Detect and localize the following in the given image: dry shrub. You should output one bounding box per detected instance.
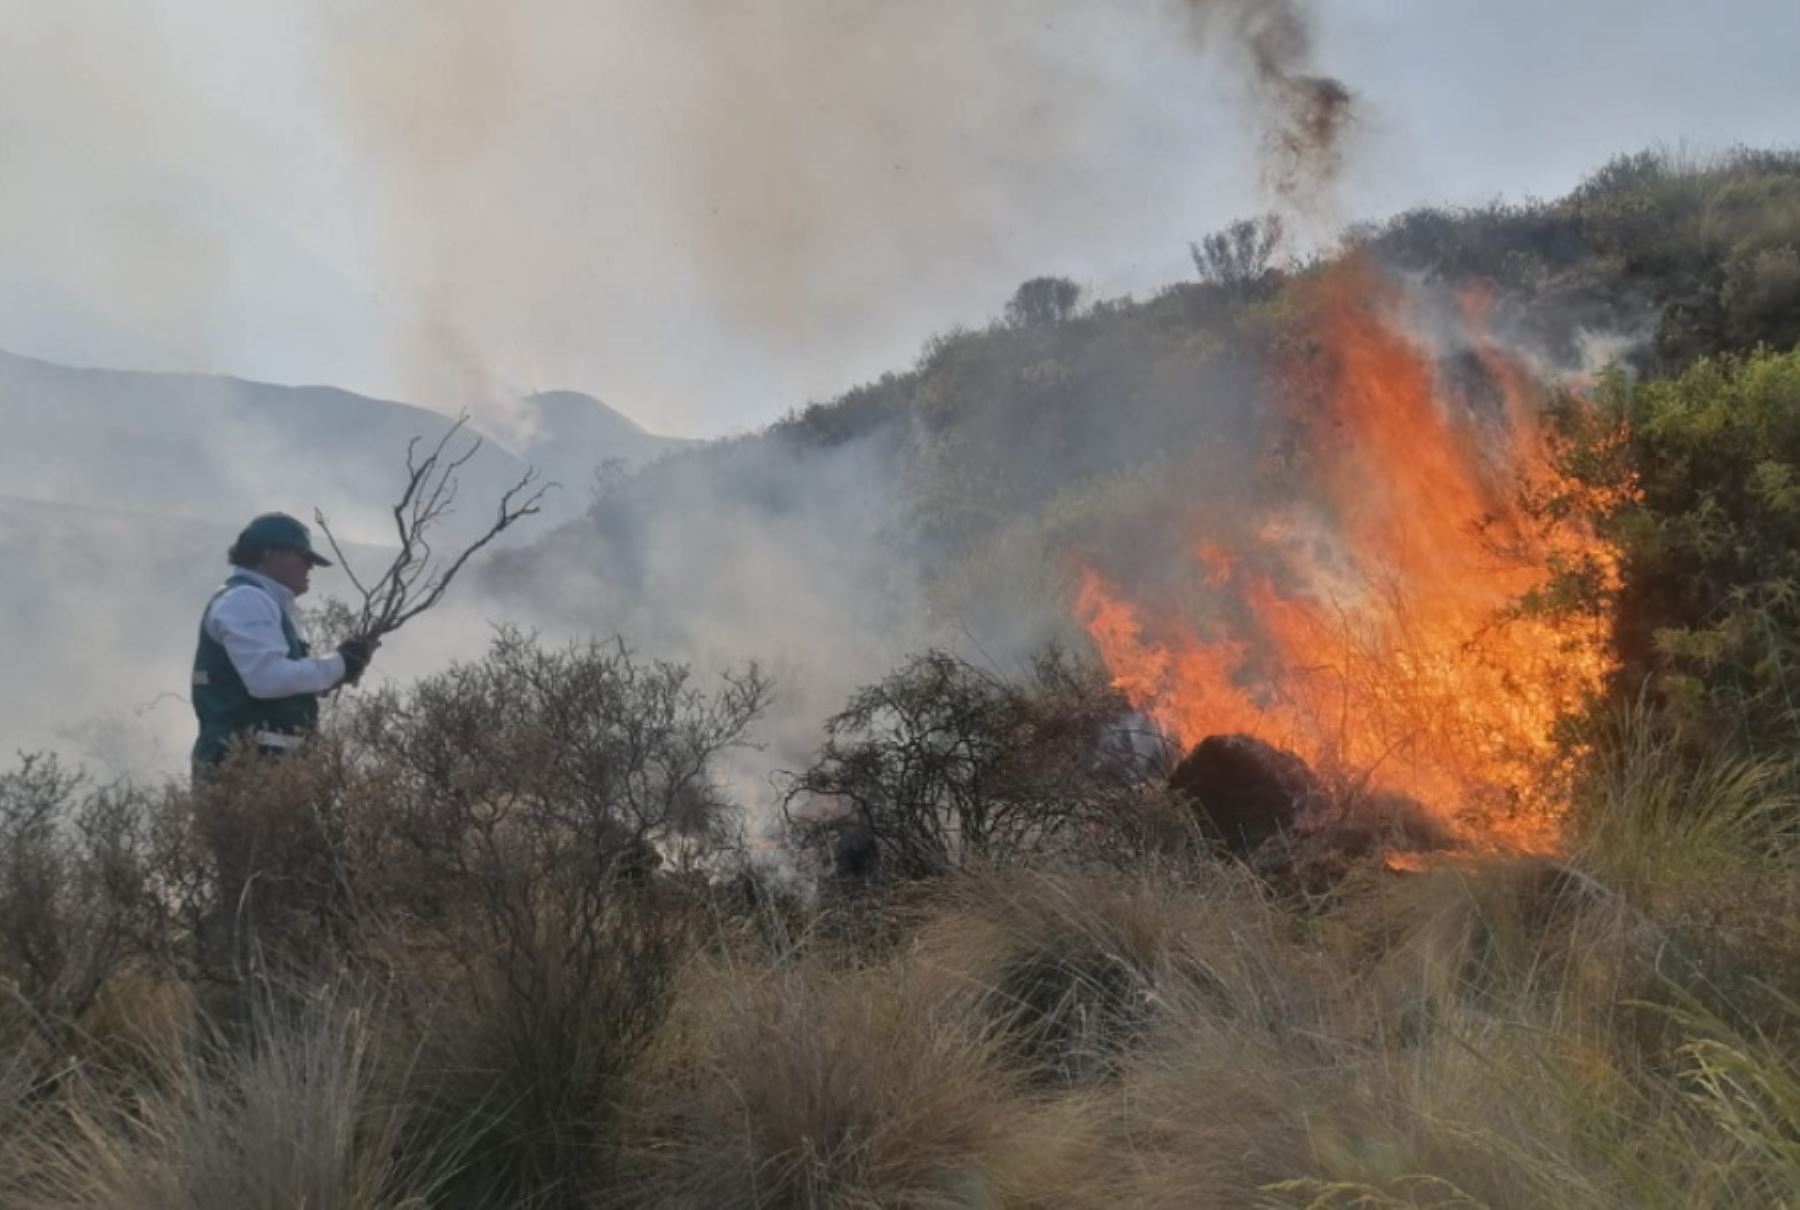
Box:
[310,633,762,1207]
[785,648,1158,884]
[184,740,370,990]
[326,633,760,1207]
[0,755,166,1035]
[388,881,696,1210]
[2,631,762,1208]
[347,628,770,891]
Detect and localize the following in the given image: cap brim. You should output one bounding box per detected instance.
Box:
[304,551,333,568]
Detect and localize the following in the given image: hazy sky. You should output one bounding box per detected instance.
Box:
[1,0,1795,437]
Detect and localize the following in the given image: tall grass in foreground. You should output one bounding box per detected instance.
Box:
[3,712,1797,1206]
[600,712,1800,1207]
[1569,698,1799,897]
[2,984,466,1209]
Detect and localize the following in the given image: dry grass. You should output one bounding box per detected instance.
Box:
[2,982,465,1210]
[616,953,1021,1207]
[906,861,1318,1088]
[5,853,1795,1209]
[4,697,1798,1207]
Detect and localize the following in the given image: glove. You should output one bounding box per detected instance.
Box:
[336,636,376,686]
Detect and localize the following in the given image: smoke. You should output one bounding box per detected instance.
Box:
[15,0,1780,811]
[7,1,1799,435]
[294,0,1344,432]
[0,0,1358,798]
[482,421,933,809]
[1177,0,1354,217]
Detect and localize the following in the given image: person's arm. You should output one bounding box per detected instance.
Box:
[206,587,347,698]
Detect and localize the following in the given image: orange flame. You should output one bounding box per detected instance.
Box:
[1077,260,1615,852]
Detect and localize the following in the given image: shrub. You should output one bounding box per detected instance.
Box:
[1540,347,1800,776]
[1190,215,1284,291]
[0,755,163,1035]
[785,647,1156,882]
[348,628,770,892]
[331,631,763,1205]
[393,881,695,1209]
[1005,276,1083,328]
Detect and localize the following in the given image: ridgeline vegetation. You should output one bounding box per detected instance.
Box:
[5,148,1800,1208]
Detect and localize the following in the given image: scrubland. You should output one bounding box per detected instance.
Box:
[6,149,1800,1207]
[1,653,1796,1209]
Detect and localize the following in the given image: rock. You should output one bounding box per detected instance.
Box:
[1168,734,1323,855]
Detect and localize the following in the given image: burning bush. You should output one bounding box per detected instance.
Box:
[1079,258,1618,855]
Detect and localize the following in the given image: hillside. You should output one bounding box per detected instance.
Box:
[5,148,1800,1208]
[491,148,1800,693]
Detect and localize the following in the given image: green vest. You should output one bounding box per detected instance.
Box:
[191,573,322,769]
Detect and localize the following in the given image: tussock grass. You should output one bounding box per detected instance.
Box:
[3,983,465,1210]
[908,862,1316,1087]
[618,955,1020,1208]
[7,835,1794,1208]
[5,678,1800,1207]
[1570,700,1799,899]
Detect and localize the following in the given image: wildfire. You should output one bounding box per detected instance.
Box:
[1077,259,1616,852]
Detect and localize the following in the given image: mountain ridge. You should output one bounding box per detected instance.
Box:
[0,345,689,540]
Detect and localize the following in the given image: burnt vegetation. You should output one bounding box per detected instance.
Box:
[7,148,1800,1207]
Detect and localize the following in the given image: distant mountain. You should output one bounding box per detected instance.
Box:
[512,389,692,501]
[0,348,688,544]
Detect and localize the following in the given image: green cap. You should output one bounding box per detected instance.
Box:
[238,512,333,567]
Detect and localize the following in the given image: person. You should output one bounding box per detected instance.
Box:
[190,512,377,775]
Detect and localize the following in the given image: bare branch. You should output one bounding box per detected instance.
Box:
[312,414,557,651]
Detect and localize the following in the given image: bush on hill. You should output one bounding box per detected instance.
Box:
[1534,346,1800,784]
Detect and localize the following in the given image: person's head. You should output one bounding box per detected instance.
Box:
[227,512,332,596]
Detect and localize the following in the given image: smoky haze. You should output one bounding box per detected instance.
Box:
[0,0,1365,436]
[309,0,1336,435]
[4,1,1794,432]
[0,0,1346,787]
[2,0,1797,825]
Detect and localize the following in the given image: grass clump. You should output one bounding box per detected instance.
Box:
[4,984,463,1210]
[618,956,1019,1208]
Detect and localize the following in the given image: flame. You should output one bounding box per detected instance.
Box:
[1077,260,1616,852]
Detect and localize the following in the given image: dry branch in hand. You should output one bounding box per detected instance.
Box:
[314,415,553,642]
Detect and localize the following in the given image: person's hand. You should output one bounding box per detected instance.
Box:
[337,635,379,686]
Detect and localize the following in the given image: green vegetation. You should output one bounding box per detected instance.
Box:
[7,148,1800,1206]
[1543,348,1800,769]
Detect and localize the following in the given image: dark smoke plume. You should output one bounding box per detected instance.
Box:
[1182,0,1354,213]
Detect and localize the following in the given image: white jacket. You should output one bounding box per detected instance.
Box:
[203,569,346,698]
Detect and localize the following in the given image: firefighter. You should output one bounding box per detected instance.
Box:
[190,512,376,775]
